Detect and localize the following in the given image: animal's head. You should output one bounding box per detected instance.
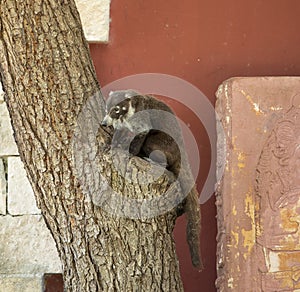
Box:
[102,90,140,130]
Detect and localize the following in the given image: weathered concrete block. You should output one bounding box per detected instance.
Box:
[7,157,40,215]
[0,215,61,274]
[0,275,43,292]
[0,103,18,156]
[0,158,6,215]
[75,0,110,42]
[215,77,300,291]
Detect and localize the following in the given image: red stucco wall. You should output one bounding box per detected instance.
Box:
[89,1,300,291]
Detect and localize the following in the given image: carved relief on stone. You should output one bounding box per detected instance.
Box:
[256,96,300,291]
[216,78,300,292]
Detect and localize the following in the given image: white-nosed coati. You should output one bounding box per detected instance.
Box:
[101,90,202,269]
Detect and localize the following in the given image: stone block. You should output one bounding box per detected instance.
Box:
[215,77,300,291]
[0,103,18,156]
[0,215,61,274]
[7,157,40,215]
[0,158,6,215]
[0,275,43,292]
[75,0,110,42]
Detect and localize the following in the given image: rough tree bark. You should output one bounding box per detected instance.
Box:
[0,1,184,291]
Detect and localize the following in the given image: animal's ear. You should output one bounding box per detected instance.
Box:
[131,95,145,112]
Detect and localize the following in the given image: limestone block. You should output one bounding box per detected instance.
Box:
[0,103,18,156]
[0,275,43,292]
[75,0,110,42]
[215,77,300,291]
[7,157,40,215]
[0,159,6,215]
[0,215,61,274]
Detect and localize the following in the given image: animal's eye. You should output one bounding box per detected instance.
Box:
[122,106,127,111]
[114,106,120,114]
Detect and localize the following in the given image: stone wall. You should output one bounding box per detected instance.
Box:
[0,1,110,291]
[216,77,300,291]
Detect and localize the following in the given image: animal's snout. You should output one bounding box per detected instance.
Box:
[101,115,112,127]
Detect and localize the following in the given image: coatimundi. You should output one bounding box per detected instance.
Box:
[101,90,202,269]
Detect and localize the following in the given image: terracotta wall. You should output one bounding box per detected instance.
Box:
[89,1,300,291]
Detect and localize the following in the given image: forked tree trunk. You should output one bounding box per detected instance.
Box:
[0,1,184,291]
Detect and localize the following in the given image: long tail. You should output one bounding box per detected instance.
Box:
[185,185,203,270]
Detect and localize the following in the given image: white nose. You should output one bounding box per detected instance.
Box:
[101,115,112,126]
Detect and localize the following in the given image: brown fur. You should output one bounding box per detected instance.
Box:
[103,91,203,269]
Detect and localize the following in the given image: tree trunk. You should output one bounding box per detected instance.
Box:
[0,1,183,291]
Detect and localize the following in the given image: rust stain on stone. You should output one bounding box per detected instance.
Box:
[242,192,255,257]
[227,277,235,289]
[270,105,283,111]
[244,192,255,222]
[240,89,264,115]
[280,207,299,239]
[232,205,237,216]
[231,230,239,249]
[237,152,246,169]
[241,228,254,259]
